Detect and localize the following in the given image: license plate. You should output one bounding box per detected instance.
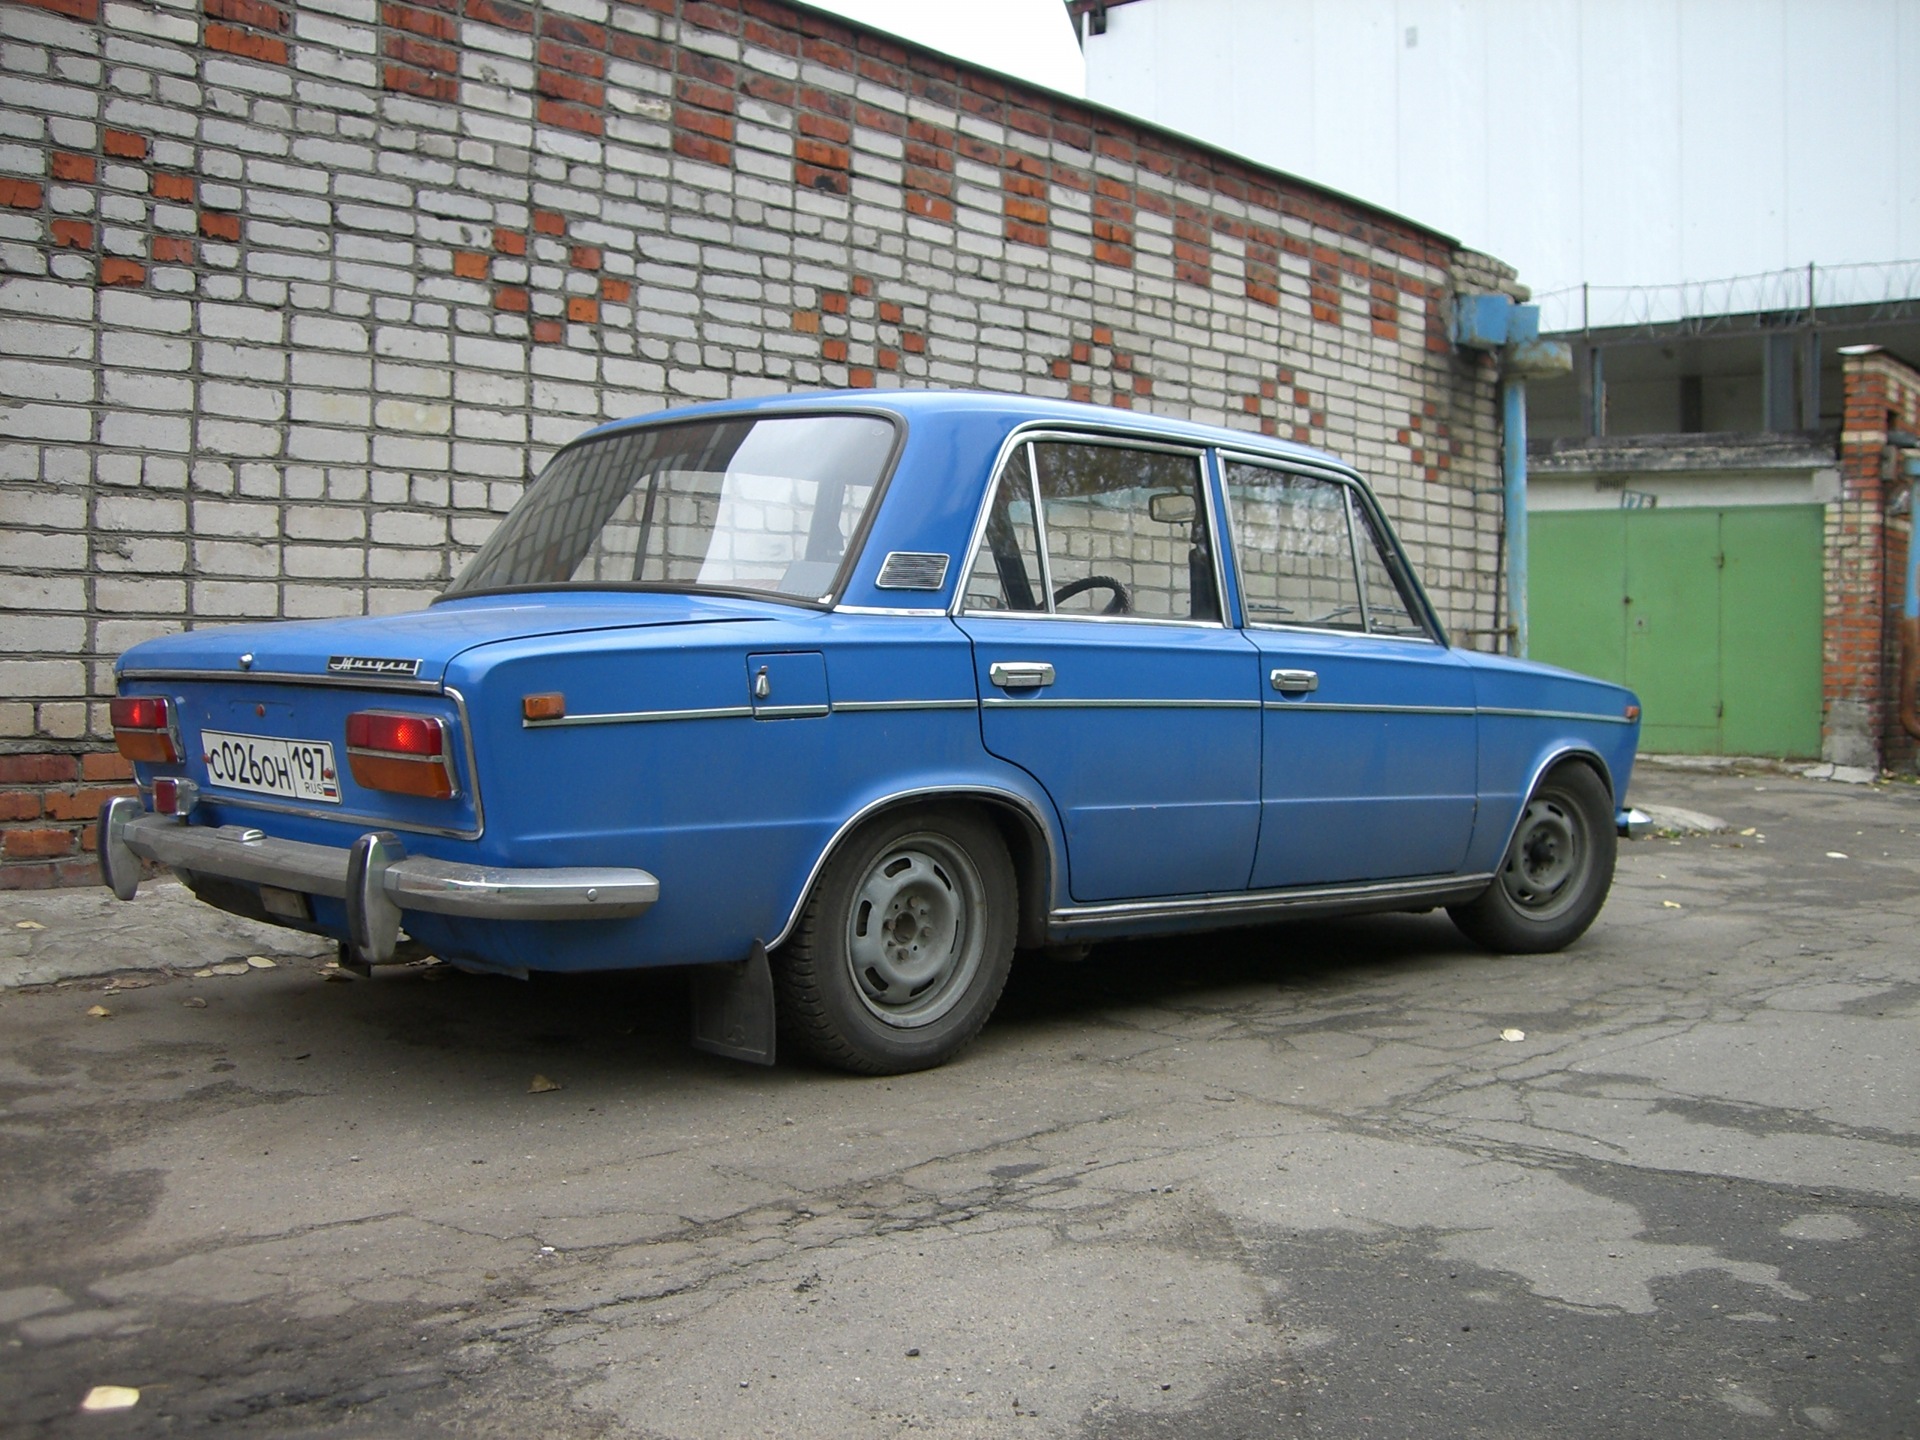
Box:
[202,730,341,804]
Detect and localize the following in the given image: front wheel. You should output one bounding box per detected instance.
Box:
[776,808,1016,1074]
[1448,762,1616,954]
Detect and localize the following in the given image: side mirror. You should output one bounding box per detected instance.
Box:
[1148,490,1196,525]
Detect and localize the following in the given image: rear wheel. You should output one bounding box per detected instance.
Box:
[1449,762,1615,953]
[776,808,1016,1074]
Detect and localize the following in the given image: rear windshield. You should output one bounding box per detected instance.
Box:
[444,413,898,602]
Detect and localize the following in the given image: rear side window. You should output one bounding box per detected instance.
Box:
[445,414,896,602]
[962,437,1221,623]
[1224,461,1427,638]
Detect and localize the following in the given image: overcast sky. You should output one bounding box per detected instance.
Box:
[798,0,1087,96]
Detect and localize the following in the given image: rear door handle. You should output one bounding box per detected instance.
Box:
[989,661,1055,690]
[1270,668,1319,694]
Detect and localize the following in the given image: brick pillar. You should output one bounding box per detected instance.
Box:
[1828,351,1920,772]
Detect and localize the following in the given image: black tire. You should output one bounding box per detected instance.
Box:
[1448,762,1616,954]
[776,808,1016,1074]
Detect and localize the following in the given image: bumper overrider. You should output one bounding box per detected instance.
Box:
[99,796,660,964]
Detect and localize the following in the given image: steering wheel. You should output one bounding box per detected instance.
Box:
[1053,574,1131,615]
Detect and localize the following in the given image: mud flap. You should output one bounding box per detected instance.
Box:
[690,941,776,1066]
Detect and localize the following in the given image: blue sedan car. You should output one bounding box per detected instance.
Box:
[102,390,1639,1073]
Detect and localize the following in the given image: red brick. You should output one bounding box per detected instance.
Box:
[877,348,898,370]
[0,794,42,822]
[3,828,76,860]
[538,68,604,106]
[152,236,193,264]
[822,338,848,362]
[0,179,44,210]
[904,193,951,222]
[42,787,132,822]
[678,50,736,86]
[385,2,457,41]
[452,250,489,278]
[13,0,100,17]
[382,64,457,101]
[851,275,872,296]
[684,1,741,36]
[600,277,630,303]
[51,152,95,184]
[569,245,600,270]
[540,14,606,49]
[151,172,194,202]
[101,258,145,286]
[207,0,288,29]
[199,211,241,242]
[81,753,135,782]
[539,99,603,135]
[821,291,847,315]
[532,318,564,344]
[901,332,925,354]
[678,134,732,167]
[539,39,605,79]
[848,367,875,388]
[532,209,564,235]
[465,0,532,32]
[493,286,529,312]
[493,226,526,255]
[566,296,598,324]
[206,24,289,64]
[878,301,902,323]
[50,219,92,249]
[792,310,820,334]
[388,35,458,73]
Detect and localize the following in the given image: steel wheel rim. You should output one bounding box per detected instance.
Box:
[1500,793,1587,918]
[845,833,986,1029]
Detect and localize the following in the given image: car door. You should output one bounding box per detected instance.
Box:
[1220,456,1479,888]
[955,433,1262,903]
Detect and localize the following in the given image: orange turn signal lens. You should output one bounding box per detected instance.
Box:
[522,692,566,721]
[345,710,455,798]
[1625,704,1641,721]
[111,695,179,764]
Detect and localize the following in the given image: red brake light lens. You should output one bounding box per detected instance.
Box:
[345,711,454,799]
[111,695,179,764]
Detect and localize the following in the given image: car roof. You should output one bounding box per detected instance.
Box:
[573,387,1360,478]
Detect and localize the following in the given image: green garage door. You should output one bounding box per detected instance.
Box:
[1530,505,1824,758]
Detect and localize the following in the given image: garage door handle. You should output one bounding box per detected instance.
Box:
[989,661,1055,690]
[1270,668,1319,694]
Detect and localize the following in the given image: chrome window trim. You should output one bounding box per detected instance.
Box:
[1242,621,1441,646]
[831,604,950,616]
[768,784,1062,949]
[950,424,1230,628]
[1048,871,1495,931]
[1215,449,1442,644]
[958,609,1232,631]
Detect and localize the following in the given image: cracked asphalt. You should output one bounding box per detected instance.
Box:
[1,761,1915,1438]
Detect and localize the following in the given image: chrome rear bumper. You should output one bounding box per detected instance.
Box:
[100,797,659,963]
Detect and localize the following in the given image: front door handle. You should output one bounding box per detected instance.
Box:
[1270,668,1319,695]
[989,661,1055,690]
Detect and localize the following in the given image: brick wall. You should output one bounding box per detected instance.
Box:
[1829,350,1920,772]
[0,0,1513,886]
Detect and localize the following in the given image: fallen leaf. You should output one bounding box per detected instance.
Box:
[210,962,251,977]
[1825,852,1849,860]
[1740,827,1757,837]
[86,1005,111,1019]
[15,920,45,930]
[1662,900,1684,909]
[322,970,355,983]
[1499,1027,1525,1043]
[246,955,277,969]
[193,969,213,979]
[80,1386,139,1412]
[183,997,207,1009]
[529,1074,562,1094]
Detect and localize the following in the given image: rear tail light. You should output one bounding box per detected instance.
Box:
[111,695,180,764]
[345,711,456,798]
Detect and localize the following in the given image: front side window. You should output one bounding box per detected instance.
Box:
[1224,461,1427,638]
[445,414,896,602]
[961,437,1220,622]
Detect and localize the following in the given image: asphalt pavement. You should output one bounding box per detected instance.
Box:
[1,759,1915,1439]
